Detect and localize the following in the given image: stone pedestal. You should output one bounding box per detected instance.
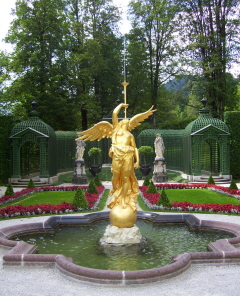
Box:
[100,224,145,245]
[72,159,88,184]
[152,157,168,183]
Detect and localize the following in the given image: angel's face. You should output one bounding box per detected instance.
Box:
[121,119,130,130]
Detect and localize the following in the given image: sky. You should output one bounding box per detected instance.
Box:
[0,0,131,52]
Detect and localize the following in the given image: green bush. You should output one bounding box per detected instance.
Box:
[94,174,102,186]
[88,147,101,165]
[5,183,14,196]
[229,179,238,191]
[146,180,157,193]
[143,176,150,186]
[207,175,215,185]
[138,146,154,165]
[224,111,240,179]
[157,189,172,208]
[27,179,35,188]
[72,187,88,209]
[87,179,98,193]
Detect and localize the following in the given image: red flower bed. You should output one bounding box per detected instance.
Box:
[0,186,104,218]
[139,184,240,214]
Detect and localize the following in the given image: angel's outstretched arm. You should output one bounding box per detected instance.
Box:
[112,103,128,128]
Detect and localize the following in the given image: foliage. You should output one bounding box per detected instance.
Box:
[88,147,101,165]
[87,179,98,194]
[229,179,238,191]
[138,146,154,165]
[224,111,240,179]
[157,190,172,208]
[72,187,88,210]
[176,0,240,120]
[27,179,35,189]
[207,175,215,185]
[0,116,15,184]
[94,174,102,186]
[142,176,150,186]
[146,180,157,193]
[128,0,182,128]
[4,183,14,196]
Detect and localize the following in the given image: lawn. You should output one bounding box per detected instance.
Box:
[162,189,240,205]
[10,191,76,207]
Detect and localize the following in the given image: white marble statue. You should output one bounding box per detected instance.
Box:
[154,133,165,159]
[75,140,86,160]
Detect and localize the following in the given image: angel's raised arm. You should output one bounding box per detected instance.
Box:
[76,121,113,142]
[112,103,128,128]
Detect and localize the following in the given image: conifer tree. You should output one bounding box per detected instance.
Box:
[72,187,88,210]
[146,180,157,193]
[157,190,172,208]
[207,175,215,185]
[87,179,98,194]
[27,179,35,188]
[229,179,238,191]
[143,176,150,186]
[5,183,14,196]
[94,174,102,186]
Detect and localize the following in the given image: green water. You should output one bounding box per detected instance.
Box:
[14,221,233,271]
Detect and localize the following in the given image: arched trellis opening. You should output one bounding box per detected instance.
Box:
[200,139,220,175]
[20,141,40,177]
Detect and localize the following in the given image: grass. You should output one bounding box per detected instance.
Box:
[162,189,240,205]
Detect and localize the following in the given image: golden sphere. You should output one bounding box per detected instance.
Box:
[109,205,136,228]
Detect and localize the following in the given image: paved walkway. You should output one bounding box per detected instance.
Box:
[1,182,240,295]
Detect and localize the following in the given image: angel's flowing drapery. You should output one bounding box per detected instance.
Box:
[107,144,139,212]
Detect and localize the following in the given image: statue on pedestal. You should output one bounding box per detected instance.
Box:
[72,140,87,184]
[152,133,168,183]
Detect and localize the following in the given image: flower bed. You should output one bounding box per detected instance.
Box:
[139,184,240,214]
[0,186,104,219]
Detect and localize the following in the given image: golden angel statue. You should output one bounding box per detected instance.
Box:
[76,103,155,228]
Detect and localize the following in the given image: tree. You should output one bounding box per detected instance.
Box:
[4,0,79,130]
[128,0,182,128]
[176,0,240,119]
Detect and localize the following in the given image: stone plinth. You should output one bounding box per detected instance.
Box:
[152,157,168,183]
[72,159,87,184]
[100,224,145,245]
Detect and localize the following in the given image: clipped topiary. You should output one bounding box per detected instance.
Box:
[229,179,238,191]
[157,189,172,208]
[146,180,157,193]
[87,179,98,193]
[207,175,215,185]
[143,176,150,186]
[27,179,35,188]
[5,183,14,196]
[72,187,88,210]
[94,174,102,186]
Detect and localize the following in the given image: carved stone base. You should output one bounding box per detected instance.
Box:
[72,160,87,184]
[152,174,168,183]
[152,157,168,183]
[99,224,145,245]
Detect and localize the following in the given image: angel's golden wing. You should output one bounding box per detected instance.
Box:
[129,106,156,131]
[76,121,113,141]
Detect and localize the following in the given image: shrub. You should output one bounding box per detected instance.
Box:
[146,180,157,193]
[157,189,172,208]
[94,174,102,186]
[138,146,154,165]
[27,179,35,188]
[229,179,238,191]
[4,183,14,196]
[88,147,101,165]
[72,187,88,209]
[143,176,150,186]
[207,175,215,185]
[87,179,98,193]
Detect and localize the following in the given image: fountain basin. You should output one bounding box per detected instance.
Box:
[1,211,240,284]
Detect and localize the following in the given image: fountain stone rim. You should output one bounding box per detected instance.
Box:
[1,211,240,285]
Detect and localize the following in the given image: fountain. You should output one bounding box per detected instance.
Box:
[1,212,240,284]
